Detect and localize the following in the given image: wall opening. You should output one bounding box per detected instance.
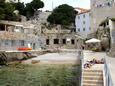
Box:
[0,24,5,31]
[46,39,49,45]
[71,39,75,44]
[54,39,59,44]
[21,40,24,46]
[62,39,66,44]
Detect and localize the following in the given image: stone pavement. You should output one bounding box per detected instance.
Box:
[83,50,105,63]
[22,52,80,64]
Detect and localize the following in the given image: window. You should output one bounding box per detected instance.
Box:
[62,39,66,44]
[83,14,85,18]
[104,23,106,27]
[0,24,5,31]
[11,40,15,46]
[21,40,24,46]
[46,39,49,45]
[99,4,102,7]
[107,2,111,6]
[5,40,9,45]
[83,21,85,24]
[78,16,80,19]
[71,39,75,44]
[83,28,85,31]
[54,39,59,44]
[78,28,80,32]
[33,43,35,49]
[107,21,109,25]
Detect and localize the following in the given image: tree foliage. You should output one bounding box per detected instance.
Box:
[12,2,25,16]
[0,0,44,21]
[47,4,78,25]
[13,0,44,19]
[25,0,44,19]
[0,1,20,21]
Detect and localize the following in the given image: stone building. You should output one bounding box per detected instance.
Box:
[30,11,51,36]
[75,9,91,39]
[29,11,84,49]
[0,20,40,51]
[97,19,110,51]
[98,18,115,56]
[41,25,84,49]
[90,0,115,37]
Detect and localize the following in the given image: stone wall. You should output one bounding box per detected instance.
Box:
[90,0,115,34]
[43,33,83,49]
[97,27,110,51]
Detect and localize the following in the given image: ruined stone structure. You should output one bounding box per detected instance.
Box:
[90,0,115,37]
[41,25,84,49]
[29,11,84,49]
[0,20,40,51]
[98,18,115,56]
[97,20,110,51]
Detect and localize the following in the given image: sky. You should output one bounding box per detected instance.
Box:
[20,0,90,11]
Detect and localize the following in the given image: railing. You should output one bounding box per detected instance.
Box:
[103,58,113,86]
[77,50,84,86]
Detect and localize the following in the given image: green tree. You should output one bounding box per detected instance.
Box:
[0,0,5,3]
[12,2,25,16]
[0,7,5,20]
[0,0,44,21]
[47,4,78,26]
[4,3,16,21]
[25,0,44,19]
[0,0,6,20]
[0,0,21,21]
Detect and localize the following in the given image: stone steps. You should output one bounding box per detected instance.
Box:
[83,69,103,76]
[83,80,103,84]
[83,83,103,86]
[84,69,102,72]
[82,69,103,86]
[83,72,102,76]
[83,76,103,80]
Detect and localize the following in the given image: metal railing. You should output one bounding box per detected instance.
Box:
[103,58,113,86]
[77,50,84,86]
[79,51,113,86]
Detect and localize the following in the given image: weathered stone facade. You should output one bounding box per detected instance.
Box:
[0,20,40,51]
[97,18,115,56]
[30,11,84,49]
[90,0,115,36]
[41,25,84,49]
[97,27,110,51]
